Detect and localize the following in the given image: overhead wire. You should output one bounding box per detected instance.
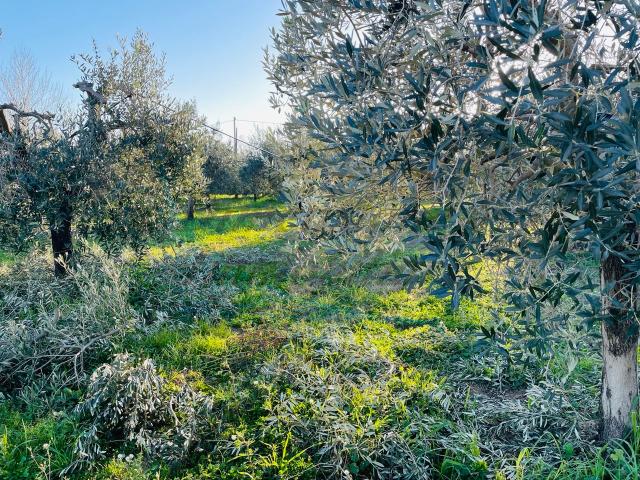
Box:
[220,119,284,126]
[126,92,286,160]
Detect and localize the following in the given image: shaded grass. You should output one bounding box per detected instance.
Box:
[200,195,281,214]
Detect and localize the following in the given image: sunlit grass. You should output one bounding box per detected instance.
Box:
[150,218,290,257]
[150,196,291,256]
[0,196,285,264]
[177,196,281,220]
[178,208,280,219]
[0,250,13,264]
[178,322,233,357]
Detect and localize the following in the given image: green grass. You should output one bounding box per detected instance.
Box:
[200,195,281,213]
[0,402,78,479]
[0,195,635,480]
[151,196,289,256]
[0,196,283,265]
[172,216,289,252]
[0,250,13,265]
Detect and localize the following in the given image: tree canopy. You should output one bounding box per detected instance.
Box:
[203,136,243,196]
[0,32,200,272]
[268,0,640,439]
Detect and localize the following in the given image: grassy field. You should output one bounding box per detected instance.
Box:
[0,197,638,479]
[152,196,288,255]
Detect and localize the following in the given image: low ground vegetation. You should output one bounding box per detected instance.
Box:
[0,197,639,479]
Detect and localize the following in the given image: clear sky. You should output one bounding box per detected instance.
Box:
[0,0,285,140]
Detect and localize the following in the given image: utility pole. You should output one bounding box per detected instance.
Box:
[233,116,238,159]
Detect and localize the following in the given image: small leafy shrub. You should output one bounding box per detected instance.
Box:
[176,433,316,480]
[225,327,289,372]
[0,245,138,389]
[130,250,237,322]
[261,327,451,480]
[462,379,598,473]
[66,353,218,474]
[92,455,163,480]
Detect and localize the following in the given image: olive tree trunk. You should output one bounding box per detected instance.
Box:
[50,200,73,277]
[600,255,639,441]
[186,196,195,220]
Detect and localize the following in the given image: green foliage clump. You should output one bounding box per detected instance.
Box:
[261,326,450,479]
[0,245,137,389]
[240,154,278,200]
[203,140,243,197]
[66,354,218,475]
[92,456,158,480]
[129,250,238,322]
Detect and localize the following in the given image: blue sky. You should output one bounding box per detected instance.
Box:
[0,0,285,139]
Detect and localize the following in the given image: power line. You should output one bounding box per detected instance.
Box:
[206,121,280,159]
[67,88,288,160]
[133,94,284,160]
[220,118,285,126]
[238,119,285,125]
[234,116,237,158]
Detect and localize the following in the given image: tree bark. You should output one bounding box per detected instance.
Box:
[186,196,195,220]
[253,193,258,202]
[600,255,639,441]
[50,200,73,277]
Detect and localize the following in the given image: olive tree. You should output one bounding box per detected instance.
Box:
[240,153,274,201]
[239,129,285,201]
[177,149,208,221]
[173,118,209,220]
[203,136,243,197]
[240,152,275,201]
[0,32,198,275]
[268,0,640,439]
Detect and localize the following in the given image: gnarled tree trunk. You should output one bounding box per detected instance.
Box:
[600,255,639,440]
[51,199,73,277]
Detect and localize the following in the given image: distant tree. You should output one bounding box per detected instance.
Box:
[269,0,640,440]
[0,49,68,113]
[239,128,285,201]
[0,32,198,275]
[240,154,272,201]
[203,137,242,197]
[173,118,209,220]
